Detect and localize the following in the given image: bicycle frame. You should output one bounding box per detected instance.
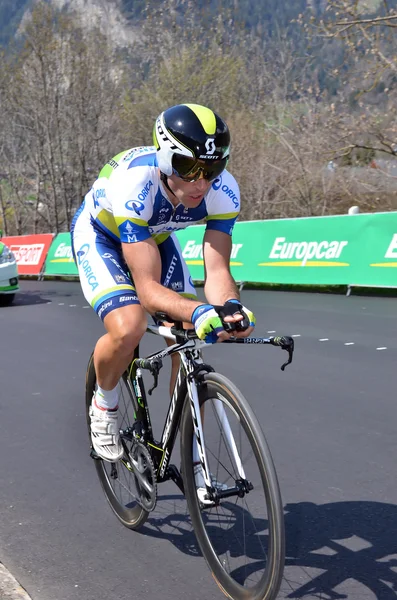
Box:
[124,323,294,497]
[126,326,212,490]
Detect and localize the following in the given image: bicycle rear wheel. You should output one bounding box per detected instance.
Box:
[180,372,285,600]
[85,351,149,529]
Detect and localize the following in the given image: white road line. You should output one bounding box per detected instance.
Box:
[58,303,64,306]
[69,304,77,307]
[83,305,90,309]
[376,347,387,351]
[344,342,355,346]
[319,338,329,342]
[267,330,276,333]
[292,334,301,338]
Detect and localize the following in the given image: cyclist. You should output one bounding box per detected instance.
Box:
[71,103,256,468]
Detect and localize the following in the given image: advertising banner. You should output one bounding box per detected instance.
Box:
[5,210,396,287]
[44,233,78,276]
[1,234,54,275]
[176,212,397,286]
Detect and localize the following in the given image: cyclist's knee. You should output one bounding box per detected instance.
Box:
[105,306,147,355]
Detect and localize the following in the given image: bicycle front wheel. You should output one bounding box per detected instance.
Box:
[85,352,149,530]
[180,372,285,600]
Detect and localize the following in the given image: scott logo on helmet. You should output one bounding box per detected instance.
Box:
[156,117,179,151]
[205,138,216,154]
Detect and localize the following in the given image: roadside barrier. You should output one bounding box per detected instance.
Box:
[43,232,78,276]
[3,211,397,289]
[176,211,397,288]
[1,234,54,276]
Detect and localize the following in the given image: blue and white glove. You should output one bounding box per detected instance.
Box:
[221,299,256,331]
[191,304,224,344]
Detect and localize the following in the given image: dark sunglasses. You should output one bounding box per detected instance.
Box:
[172,154,228,182]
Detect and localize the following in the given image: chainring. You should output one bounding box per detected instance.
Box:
[128,440,157,512]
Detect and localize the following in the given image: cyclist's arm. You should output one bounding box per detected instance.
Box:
[122,239,201,320]
[203,229,254,338]
[202,229,240,305]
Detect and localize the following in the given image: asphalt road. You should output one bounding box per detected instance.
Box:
[1,280,396,600]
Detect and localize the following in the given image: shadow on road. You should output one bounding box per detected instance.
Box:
[138,495,397,598]
[284,500,397,599]
[3,287,79,306]
[6,291,52,306]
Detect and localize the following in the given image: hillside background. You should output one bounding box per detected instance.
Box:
[0,0,396,235]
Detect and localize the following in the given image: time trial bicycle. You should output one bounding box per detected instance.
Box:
[85,313,295,600]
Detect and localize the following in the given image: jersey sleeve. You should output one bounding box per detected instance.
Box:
[110,166,156,243]
[204,171,240,236]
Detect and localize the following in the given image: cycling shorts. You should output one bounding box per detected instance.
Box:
[71,207,196,321]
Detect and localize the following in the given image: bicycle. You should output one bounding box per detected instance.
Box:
[85,312,295,600]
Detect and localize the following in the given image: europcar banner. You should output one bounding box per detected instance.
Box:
[176,212,397,287]
[1,233,54,275]
[44,233,78,275]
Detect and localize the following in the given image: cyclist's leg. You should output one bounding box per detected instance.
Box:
[158,233,197,394]
[72,213,147,460]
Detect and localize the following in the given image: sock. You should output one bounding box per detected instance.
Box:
[94,385,119,411]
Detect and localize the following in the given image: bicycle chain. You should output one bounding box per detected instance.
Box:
[128,440,157,512]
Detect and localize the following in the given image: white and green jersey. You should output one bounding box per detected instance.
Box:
[76,145,240,245]
[70,146,240,321]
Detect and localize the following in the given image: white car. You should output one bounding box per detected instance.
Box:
[0,237,19,305]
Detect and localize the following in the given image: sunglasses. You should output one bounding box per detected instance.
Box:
[172,154,228,182]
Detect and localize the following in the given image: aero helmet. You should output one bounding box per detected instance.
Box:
[153,103,230,182]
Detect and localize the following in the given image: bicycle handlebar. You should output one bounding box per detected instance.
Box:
[148,318,295,372]
[222,335,294,371]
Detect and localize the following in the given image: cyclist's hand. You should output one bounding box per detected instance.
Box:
[218,299,256,339]
[191,304,224,344]
[191,302,256,343]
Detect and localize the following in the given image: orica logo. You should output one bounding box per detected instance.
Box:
[76,243,90,265]
[76,243,98,291]
[137,180,153,201]
[221,184,239,209]
[125,200,145,215]
[93,188,106,209]
[212,175,222,191]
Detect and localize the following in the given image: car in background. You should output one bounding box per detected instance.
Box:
[0,233,19,305]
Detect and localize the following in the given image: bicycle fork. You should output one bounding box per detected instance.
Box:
[184,361,249,502]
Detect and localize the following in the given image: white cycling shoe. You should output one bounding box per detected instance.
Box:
[194,463,228,506]
[89,398,124,462]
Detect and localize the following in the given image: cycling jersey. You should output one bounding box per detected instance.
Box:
[71,145,240,320]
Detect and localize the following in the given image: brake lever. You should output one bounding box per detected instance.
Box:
[270,336,295,371]
[147,358,163,395]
